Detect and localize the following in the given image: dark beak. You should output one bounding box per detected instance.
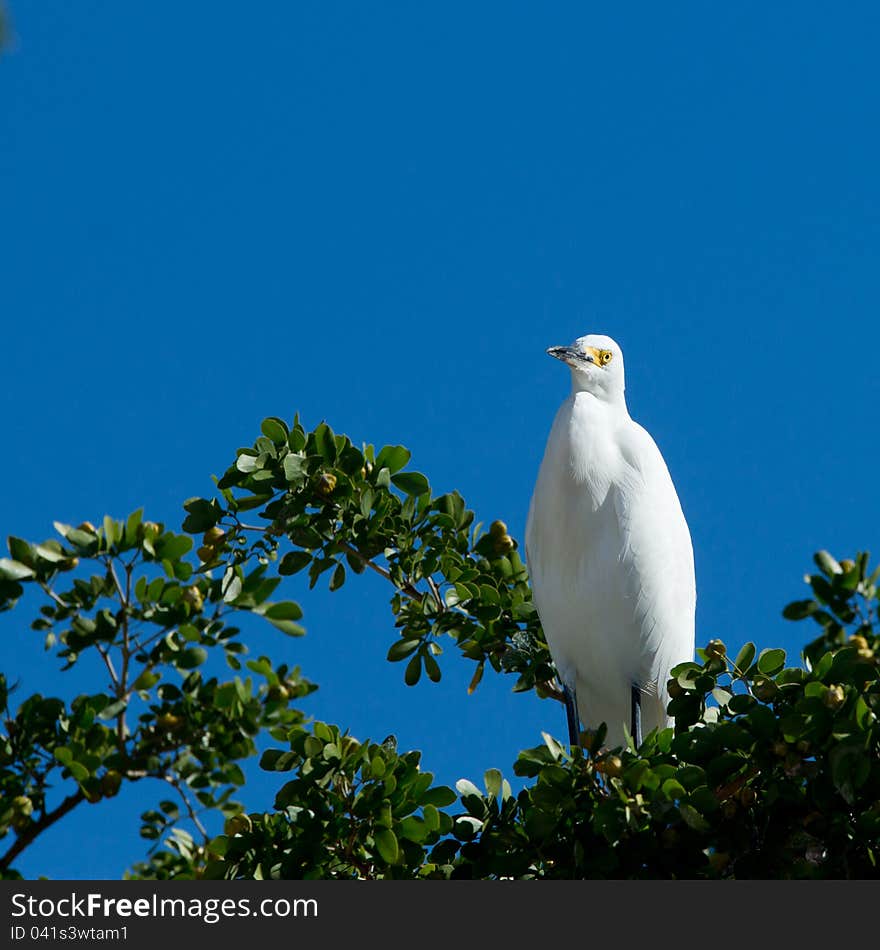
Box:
[547,345,591,367]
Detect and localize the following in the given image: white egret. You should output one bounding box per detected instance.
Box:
[525,333,695,748]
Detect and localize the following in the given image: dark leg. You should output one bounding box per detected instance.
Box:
[631,684,642,748]
[563,683,580,748]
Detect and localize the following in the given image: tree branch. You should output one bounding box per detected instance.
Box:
[0,790,85,873]
[336,541,423,601]
[165,776,210,845]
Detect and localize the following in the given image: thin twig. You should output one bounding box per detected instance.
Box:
[95,643,120,690]
[336,541,423,601]
[107,561,126,603]
[426,576,445,613]
[165,775,210,844]
[39,582,70,611]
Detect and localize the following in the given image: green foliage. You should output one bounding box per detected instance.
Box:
[181,416,557,701]
[2,416,879,879]
[192,724,458,880]
[0,509,314,878]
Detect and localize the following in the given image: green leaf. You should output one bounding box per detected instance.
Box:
[0,558,35,581]
[262,601,303,621]
[312,423,337,463]
[404,654,422,686]
[456,779,483,799]
[830,738,870,805]
[782,600,818,621]
[374,828,399,864]
[420,786,457,807]
[283,454,307,484]
[391,472,430,497]
[125,508,144,544]
[324,558,345,592]
[662,778,686,800]
[155,535,193,561]
[182,498,220,533]
[236,452,259,474]
[733,642,756,673]
[132,669,160,691]
[278,551,312,575]
[484,768,502,798]
[398,816,430,843]
[8,536,35,565]
[99,699,128,720]
[33,543,66,563]
[756,648,786,676]
[375,445,411,475]
[679,803,710,832]
[267,618,306,637]
[176,647,208,669]
[261,417,289,445]
[423,652,441,683]
[387,639,420,662]
[814,550,841,577]
[103,515,120,546]
[234,493,272,512]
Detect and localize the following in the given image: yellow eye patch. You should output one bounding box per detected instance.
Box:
[584,346,614,366]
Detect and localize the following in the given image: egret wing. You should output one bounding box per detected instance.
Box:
[614,421,696,692]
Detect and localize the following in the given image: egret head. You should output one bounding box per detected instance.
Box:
[547,333,626,401]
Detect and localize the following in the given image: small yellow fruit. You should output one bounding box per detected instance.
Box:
[739,786,757,806]
[667,678,685,699]
[267,684,290,702]
[489,520,508,538]
[856,648,875,662]
[492,534,515,554]
[849,635,869,651]
[579,728,599,753]
[224,814,253,836]
[753,678,778,702]
[12,796,33,816]
[705,639,727,659]
[840,559,856,572]
[598,755,623,778]
[182,586,204,611]
[316,473,337,496]
[823,685,845,710]
[197,546,215,563]
[202,526,226,546]
[157,712,184,732]
[101,771,122,797]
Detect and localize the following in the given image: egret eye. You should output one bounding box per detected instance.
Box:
[600,351,613,365]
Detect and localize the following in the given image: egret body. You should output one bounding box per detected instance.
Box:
[525,334,695,748]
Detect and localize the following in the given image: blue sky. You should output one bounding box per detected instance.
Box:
[1,2,878,878]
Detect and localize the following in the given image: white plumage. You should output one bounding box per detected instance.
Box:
[525,333,695,747]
